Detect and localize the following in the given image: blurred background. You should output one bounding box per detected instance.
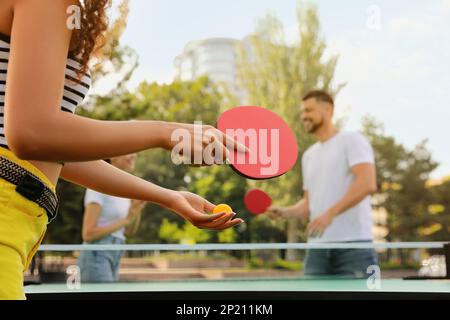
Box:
[31,0,450,283]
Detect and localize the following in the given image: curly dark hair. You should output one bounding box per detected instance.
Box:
[70,0,112,79]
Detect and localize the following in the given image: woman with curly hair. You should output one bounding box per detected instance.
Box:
[0,0,245,299]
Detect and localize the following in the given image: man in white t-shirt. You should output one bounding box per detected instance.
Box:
[268,90,378,277]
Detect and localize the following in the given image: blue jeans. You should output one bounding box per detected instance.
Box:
[77,235,125,283]
[304,241,378,278]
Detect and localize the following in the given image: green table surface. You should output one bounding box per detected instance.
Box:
[25,277,450,294]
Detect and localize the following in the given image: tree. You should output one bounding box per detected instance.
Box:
[236,4,344,259]
[426,178,450,242]
[362,116,440,263]
[89,0,138,94]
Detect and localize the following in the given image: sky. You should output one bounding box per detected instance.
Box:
[99,0,450,178]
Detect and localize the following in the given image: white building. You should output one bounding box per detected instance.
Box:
[174,38,246,101]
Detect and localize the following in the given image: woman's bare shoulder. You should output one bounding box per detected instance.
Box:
[10,0,80,15]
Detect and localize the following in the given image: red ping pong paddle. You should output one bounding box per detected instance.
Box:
[217,106,298,180]
[244,189,272,215]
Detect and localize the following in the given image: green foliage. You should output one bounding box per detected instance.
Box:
[218,228,237,243]
[159,219,182,243]
[248,257,265,269]
[159,218,211,244]
[248,216,286,243]
[248,257,303,270]
[362,116,449,265]
[423,178,450,240]
[271,259,303,271]
[147,251,234,262]
[362,116,440,244]
[181,223,211,244]
[45,181,85,244]
[379,261,421,270]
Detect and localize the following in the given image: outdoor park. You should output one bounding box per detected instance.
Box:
[23,1,449,286]
[0,0,444,301]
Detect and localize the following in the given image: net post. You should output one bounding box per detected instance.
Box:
[444,242,450,279]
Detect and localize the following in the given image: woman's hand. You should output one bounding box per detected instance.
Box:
[127,199,146,223]
[163,123,248,166]
[165,191,244,230]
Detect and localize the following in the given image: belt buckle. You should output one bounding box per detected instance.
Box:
[16,173,45,202]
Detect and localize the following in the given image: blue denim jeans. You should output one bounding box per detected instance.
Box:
[304,241,379,278]
[77,235,125,283]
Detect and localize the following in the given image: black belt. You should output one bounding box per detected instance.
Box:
[0,156,58,224]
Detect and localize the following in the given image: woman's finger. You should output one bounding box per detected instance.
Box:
[197,212,235,228]
[189,210,226,223]
[220,131,249,154]
[210,218,244,230]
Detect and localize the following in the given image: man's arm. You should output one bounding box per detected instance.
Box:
[307,163,377,237]
[267,192,310,220]
[330,163,376,215]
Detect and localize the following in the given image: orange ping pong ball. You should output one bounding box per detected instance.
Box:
[213,204,233,215]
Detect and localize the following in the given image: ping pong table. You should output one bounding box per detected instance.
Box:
[28,242,450,300]
[25,277,450,300]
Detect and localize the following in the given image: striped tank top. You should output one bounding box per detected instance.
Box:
[0,32,91,149]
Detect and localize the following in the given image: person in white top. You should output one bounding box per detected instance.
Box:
[78,153,146,283]
[268,90,378,277]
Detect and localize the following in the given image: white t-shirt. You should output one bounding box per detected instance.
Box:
[84,189,131,240]
[302,131,375,243]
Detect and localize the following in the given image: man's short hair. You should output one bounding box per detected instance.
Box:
[302,90,334,106]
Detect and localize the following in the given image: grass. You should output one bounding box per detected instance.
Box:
[379,261,421,270]
[146,251,236,262]
[248,257,303,271]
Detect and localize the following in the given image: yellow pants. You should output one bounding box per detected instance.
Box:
[0,147,55,300]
